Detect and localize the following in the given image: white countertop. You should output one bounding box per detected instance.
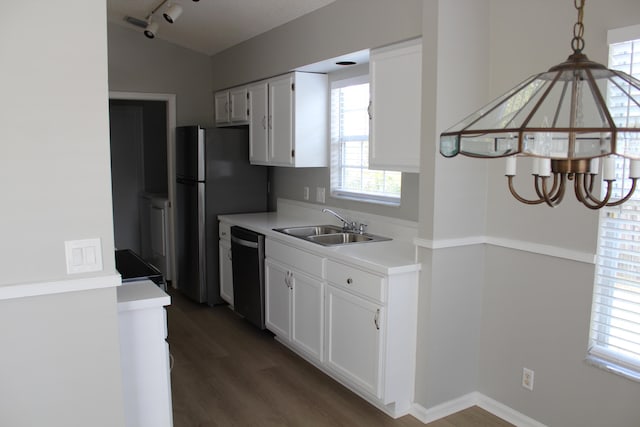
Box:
[219,211,420,275]
[117,279,171,312]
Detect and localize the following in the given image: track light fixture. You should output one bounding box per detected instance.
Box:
[144,20,159,39]
[124,0,197,40]
[163,5,183,24]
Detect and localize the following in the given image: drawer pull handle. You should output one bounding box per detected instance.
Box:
[374,308,380,330]
[346,278,353,285]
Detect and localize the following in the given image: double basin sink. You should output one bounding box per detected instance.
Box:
[273,224,390,246]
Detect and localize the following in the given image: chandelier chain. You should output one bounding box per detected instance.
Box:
[572,0,585,53]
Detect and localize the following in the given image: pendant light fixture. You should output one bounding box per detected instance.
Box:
[439,0,640,209]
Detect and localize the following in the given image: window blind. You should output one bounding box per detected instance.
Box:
[329,80,401,203]
[589,37,640,377]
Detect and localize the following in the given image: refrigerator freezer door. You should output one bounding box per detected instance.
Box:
[176,179,207,303]
[176,126,205,181]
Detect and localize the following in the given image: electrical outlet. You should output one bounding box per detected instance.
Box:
[303,186,310,200]
[522,367,534,391]
[316,187,326,203]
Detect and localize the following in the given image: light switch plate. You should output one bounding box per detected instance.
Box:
[316,187,326,203]
[65,238,103,274]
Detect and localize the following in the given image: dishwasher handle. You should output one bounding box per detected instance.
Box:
[231,235,259,249]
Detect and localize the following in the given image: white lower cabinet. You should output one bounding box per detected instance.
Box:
[291,268,324,361]
[325,284,383,398]
[265,259,291,338]
[265,257,324,362]
[219,240,233,306]
[264,238,418,418]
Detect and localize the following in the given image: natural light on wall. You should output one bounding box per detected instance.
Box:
[330,77,401,205]
[589,25,640,382]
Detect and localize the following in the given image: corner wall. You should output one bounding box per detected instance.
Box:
[0,1,125,426]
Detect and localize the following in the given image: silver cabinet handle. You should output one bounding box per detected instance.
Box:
[262,115,266,129]
[285,270,293,289]
[374,308,380,330]
[368,100,372,120]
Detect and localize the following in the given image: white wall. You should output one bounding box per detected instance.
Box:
[0,1,125,426]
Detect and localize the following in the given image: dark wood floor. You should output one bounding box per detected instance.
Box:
[167,289,512,426]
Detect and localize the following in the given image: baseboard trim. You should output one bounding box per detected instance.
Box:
[410,392,547,427]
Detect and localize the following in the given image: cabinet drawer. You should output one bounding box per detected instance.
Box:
[219,221,231,241]
[266,239,325,278]
[326,260,385,302]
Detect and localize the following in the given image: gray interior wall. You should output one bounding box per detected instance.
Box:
[0,1,124,425]
[476,0,640,425]
[414,0,490,409]
[210,0,423,221]
[107,24,214,127]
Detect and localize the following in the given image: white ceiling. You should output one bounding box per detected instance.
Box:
[107,0,337,56]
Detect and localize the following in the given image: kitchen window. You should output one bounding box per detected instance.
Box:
[330,75,401,205]
[588,29,640,381]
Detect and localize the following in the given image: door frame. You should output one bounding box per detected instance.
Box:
[109,91,177,287]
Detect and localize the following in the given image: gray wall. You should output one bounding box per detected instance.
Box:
[210,0,423,221]
[0,1,125,425]
[415,0,490,409]
[475,1,640,425]
[107,24,214,127]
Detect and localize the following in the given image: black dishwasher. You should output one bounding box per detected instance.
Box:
[231,226,265,329]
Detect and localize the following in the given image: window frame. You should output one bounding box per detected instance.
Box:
[587,25,640,383]
[329,73,402,206]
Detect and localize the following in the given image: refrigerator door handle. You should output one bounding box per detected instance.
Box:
[197,127,206,181]
[197,182,206,292]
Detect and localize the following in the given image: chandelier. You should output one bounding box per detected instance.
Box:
[439,0,640,209]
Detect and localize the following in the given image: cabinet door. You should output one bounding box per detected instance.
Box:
[214,91,230,124]
[219,240,233,306]
[268,75,295,166]
[325,284,383,398]
[291,270,324,362]
[265,259,291,339]
[229,87,249,122]
[369,38,422,173]
[248,82,269,165]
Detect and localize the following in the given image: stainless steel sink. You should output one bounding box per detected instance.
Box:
[307,233,374,245]
[273,225,390,246]
[275,224,343,237]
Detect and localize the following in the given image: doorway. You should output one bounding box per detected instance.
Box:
[108,91,177,285]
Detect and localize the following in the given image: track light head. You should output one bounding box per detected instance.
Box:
[144,20,159,39]
[163,4,183,23]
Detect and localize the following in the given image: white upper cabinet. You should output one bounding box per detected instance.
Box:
[247,81,269,164]
[369,38,422,173]
[215,86,250,126]
[248,72,328,167]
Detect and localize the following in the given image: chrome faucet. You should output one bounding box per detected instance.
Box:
[322,208,360,232]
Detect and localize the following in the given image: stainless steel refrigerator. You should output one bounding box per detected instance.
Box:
[175,126,268,305]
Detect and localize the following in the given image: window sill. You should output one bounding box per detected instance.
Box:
[585,354,640,383]
[331,191,400,207]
